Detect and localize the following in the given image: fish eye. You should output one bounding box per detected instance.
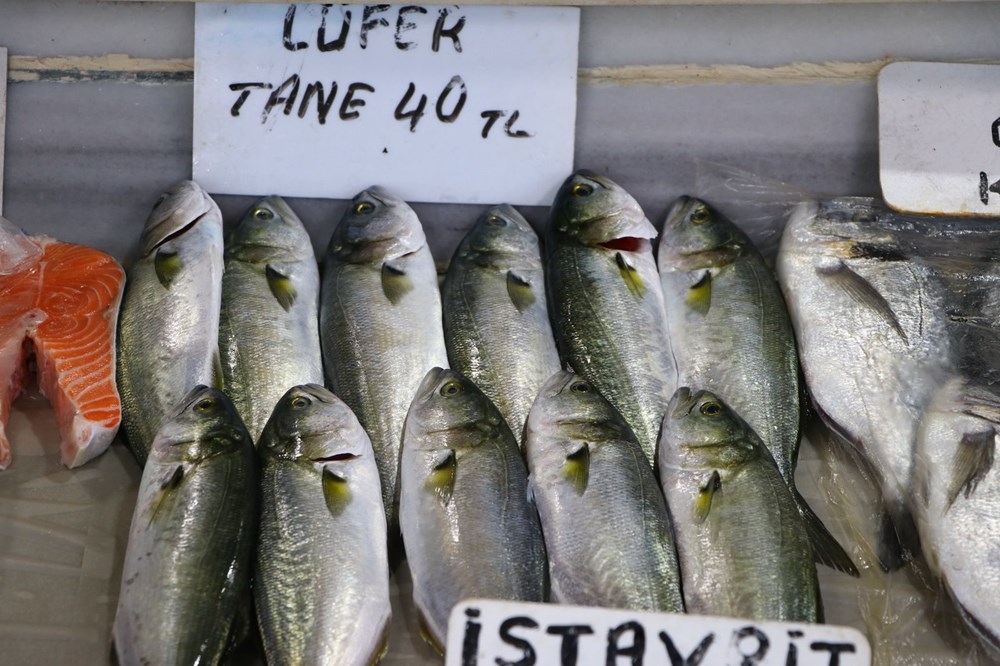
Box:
[690,207,711,225]
[571,381,591,394]
[440,381,463,397]
[253,207,274,221]
[354,201,375,215]
[699,401,723,417]
[571,183,594,198]
[290,395,311,410]
[486,215,507,227]
[195,397,218,413]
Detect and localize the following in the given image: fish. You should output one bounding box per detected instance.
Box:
[399,368,547,651]
[112,386,257,666]
[442,204,560,445]
[658,197,856,576]
[0,221,125,469]
[545,170,674,464]
[659,387,820,622]
[320,187,449,535]
[117,180,224,467]
[776,198,955,567]
[219,197,324,444]
[524,370,683,612]
[255,384,390,665]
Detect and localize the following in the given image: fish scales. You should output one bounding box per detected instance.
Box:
[443,204,560,445]
[219,197,323,444]
[320,187,449,535]
[117,181,224,466]
[255,385,390,665]
[546,171,675,464]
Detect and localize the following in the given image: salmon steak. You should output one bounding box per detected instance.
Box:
[0,227,125,469]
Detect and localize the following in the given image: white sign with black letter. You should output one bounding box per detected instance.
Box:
[193,3,580,205]
[446,599,871,666]
[879,61,1000,217]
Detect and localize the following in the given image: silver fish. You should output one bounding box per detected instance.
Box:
[219,196,323,444]
[117,180,224,466]
[659,196,855,576]
[545,171,674,464]
[442,204,560,445]
[776,198,954,565]
[113,386,257,665]
[399,368,547,651]
[255,384,390,665]
[524,370,683,612]
[658,387,820,622]
[320,187,449,535]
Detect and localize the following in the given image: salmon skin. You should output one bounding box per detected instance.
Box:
[0,221,125,469]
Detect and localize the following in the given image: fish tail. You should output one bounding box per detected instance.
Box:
[794,489,860,577]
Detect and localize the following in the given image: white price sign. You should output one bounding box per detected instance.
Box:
[879,61,1000,217]
[446,600,871,666]
[193,3,579,205]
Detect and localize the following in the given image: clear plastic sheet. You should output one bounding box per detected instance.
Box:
[0,217,43,275]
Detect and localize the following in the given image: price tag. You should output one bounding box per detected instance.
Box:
[445,599,871,666]
[193,4,579,205]
[879,61,1000,216]
[0,46,6,216]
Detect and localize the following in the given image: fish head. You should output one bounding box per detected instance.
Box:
[661,387,756,469]
[658,197,749,270]
[260,384,370,463]
[328,187,426,264]
[225,196,313,263]
[139,181,220,257]
[149,386,250,463]
[783,199,909,261]
[460,204,540,264]
[404,368,506,452]
[548,170,657,252]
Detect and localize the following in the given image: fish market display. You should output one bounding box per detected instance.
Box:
[117,181,224,466]
[658,197,855,575]
[524,370,683,612]
[776,199,954,565]
[320,187,449,534]
[442,204,560,445]
[400,368,546,651]
[546,170,674,463]
[219,197,323,444]
[0,220,125,468]
[113,386,257,666]
[914,378,1000,658]
[659,387,820,622]
[255,384,390,665]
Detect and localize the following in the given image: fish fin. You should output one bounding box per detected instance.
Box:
[876,503,920,571]
[154,249,182,288]
[322,467,352,516]
[615,252,646,298]
[147,465,184,525]
[211,348,225,390]
[526,475,536,505]
[561,442,590,495]
[793,489,859,577]
[367,620,392,666]
[816,261,908,343]
[685,270,712,315]
[381,261,413,304]
[506,270,536,312]
[693,470,721,524]
[265,264,297,312]
[947,429,996,509]
[417,610,445,655]
[425,449,456,507]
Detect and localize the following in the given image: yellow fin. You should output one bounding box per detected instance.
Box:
[425,449,456,507]
[506,270,536,312]
[147,465,184,525]
[265,264,297,312]
[562,442,590,495]
[686,271,711,315]
[322,467,352,516]
[154,249,182,288]
[381,261,413,304]
[693,470,721,523]
[615,252,645,298]
[417,610,445,655]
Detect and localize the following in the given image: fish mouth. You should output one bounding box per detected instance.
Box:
[142,209,212,256]
[670,387,697,418]
[599,236,650,253]
[311,452,360,463]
